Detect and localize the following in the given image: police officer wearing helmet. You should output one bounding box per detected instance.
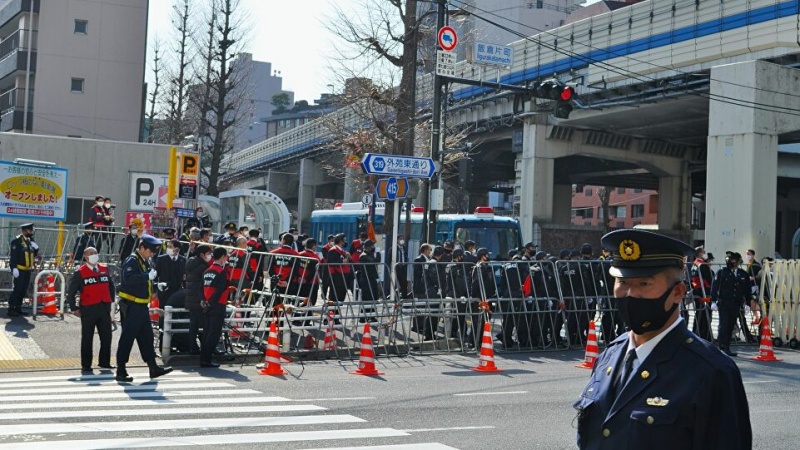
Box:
[115,234,173,382]
[7,223,38,317]
[574,229,751,449]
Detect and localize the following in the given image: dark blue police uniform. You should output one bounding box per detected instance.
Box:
[115,234,172,382]
[574,229,752,449]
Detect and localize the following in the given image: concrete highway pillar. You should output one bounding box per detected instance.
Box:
[297,158,319,233]
[706,61,800,258]
[519,122,556,241]
[657,175,686,231]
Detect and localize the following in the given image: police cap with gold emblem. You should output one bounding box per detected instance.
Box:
[601,229,694,278]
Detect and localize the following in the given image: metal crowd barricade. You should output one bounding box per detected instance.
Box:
[761,259,800,349]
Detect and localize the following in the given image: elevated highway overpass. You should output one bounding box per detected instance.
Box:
[225,0,800,258]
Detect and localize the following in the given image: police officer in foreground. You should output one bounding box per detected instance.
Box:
[66,247,115,372]
[115,234,173,382]
[7,223,38,317]
[574,229,751,449]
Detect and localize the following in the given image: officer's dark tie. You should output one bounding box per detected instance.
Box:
[614,348,638,395]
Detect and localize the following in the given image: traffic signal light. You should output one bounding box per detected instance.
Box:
[458,158,473,189]
[532,79,574,119]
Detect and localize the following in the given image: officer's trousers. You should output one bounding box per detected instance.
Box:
[81,302,112,368]
[201,304,226,364]
[188,307,205,353]
[717,301,740,350]
[116,300,156,365]
[9,270,31,307]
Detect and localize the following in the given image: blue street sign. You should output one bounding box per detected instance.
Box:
[361,153,436,179]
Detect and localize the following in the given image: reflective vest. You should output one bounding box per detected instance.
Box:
[227,249,248,280]
[270,246,299,281]
[90,205,106,227]
[296,250,321,284]
[203,263,229,305]
[328,246,351,274]
[77,263,113,306]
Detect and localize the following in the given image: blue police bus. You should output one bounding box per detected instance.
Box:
[310,203,522,258]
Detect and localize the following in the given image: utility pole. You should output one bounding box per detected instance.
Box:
[425,0,446,244]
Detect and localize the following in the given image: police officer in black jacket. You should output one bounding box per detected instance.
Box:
[710,252,752,356]
[72,222,97,265]
[155,239,186,306]
[446,249,474,345]
[184,245,212,354]
[115,234,173,382]
[574,229,751,449]
[7,223,38,317]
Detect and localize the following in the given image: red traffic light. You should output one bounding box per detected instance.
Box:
[560,86,574,101]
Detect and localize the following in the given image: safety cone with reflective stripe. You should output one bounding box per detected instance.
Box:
[323,311,337,350]
[752,317,781,362]
[39,275,60,315]
[149,296,160,323]
[351,322,383,376]
[258,320,288,376]
[471,321,503,373]
[576,320,599,369]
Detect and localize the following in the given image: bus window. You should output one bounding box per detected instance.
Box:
[455,225,521,260]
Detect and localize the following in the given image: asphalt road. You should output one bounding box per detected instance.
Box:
[0,344,797,449]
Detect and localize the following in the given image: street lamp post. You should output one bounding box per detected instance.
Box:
[426,0,446,244]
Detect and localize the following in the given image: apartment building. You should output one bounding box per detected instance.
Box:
[571,185,659,228]
[0,0,148,141]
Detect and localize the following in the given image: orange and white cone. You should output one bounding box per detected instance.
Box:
[350,322,384,376]
[471,321,503,373]
[39,275,60,315]
[576,320,599,369]
[323,311,337,350]
[149,295,160,323]
[752,317,781,362]
[258,320,288,376]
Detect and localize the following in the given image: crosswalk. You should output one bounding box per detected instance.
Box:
[0,370,457,449]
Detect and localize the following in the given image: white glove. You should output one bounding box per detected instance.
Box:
[12,268,19,278]
[157,282,168,292]
[148,269,158,280]
[30,242,38,251]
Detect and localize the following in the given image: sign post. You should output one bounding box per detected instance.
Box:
[374,176,409,303]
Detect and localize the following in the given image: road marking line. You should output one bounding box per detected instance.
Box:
[0,428,409,449]
[742,380,777,384]
[752,409,796,413]
[0,376,212,389]
[0,381,233,396]
[0,404,326,421]
[453,391,528,396]
[292,397,376,402]
[0,370,192,383]
[302,444,459,450]
[0,414,364,435]
[0,388,261,403]
[402,426,495,433]
[0,395,289,410]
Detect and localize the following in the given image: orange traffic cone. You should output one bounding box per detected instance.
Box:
[471,321,503,373]
[258,320,288,376]
[576,321,599,369]
[149,295,160,323]
[350,322,384,376]
[752,317,781,362]
[323,311,337,350]
[39,275,60,315]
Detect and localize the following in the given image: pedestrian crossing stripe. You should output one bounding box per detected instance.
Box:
[0,375,211,389]
[0,414,365,436]
[0,370,191,383]
[0,395,289,410]
[0,388,261,403]
[0,404,326,421]
[0,381,232,396]
[301,445,460,450]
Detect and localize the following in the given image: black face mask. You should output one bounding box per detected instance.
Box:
[615,282,679,335]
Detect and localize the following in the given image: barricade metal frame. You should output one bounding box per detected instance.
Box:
[32,269,65,320]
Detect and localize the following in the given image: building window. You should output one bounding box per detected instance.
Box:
[71,78,84,92]
[597,206,604,219]
[616,205,627,218]
[631,204,645,218]
[584,188,592,197]
[74,20,88,34]
[617,187,626,194]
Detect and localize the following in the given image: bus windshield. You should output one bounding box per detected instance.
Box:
[455,224,520,259]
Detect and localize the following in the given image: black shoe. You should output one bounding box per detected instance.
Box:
[98,364,116,370]
[200,362,220,368]
[81,367,93,373]
[722,349,738,357]
[16,308,28,316]
[115,372,133,382]
[149,365,173,379]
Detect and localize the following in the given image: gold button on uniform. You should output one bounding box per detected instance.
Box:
[603,428,611,437]
[606,366,612,376]
[647,416,655,425]
[641,370,650,379]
